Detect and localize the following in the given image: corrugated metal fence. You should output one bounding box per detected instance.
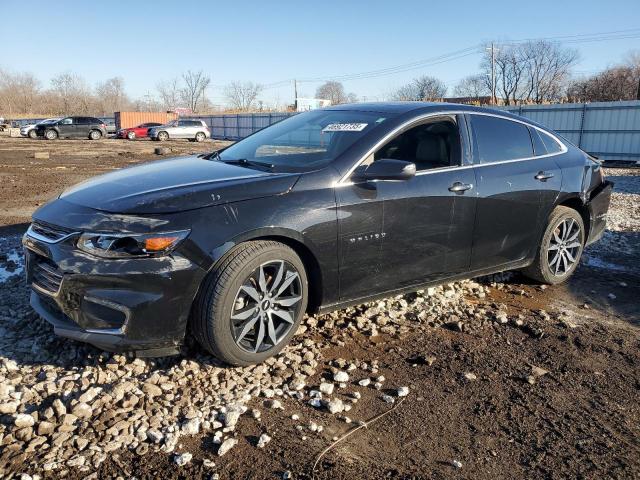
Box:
[183,112,295,140]
[500,100,640,162]
[9,101,639,162]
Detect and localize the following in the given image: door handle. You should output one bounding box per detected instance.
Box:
[535,171,554,181]
[448,182,473,193]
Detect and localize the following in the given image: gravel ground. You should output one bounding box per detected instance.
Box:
[0,137,638,480]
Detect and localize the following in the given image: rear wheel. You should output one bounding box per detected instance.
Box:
[195,132,206,142]
[522,206,585,284]
[89,129,102,140]
[127,131,136,140]
[157,131,169,141]
[191,241,308,366]
[44,129,58,140]
[28,129,37,139]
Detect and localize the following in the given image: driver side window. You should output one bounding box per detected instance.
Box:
[372,117,462,171]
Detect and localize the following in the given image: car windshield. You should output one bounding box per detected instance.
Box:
[217,110,391,171]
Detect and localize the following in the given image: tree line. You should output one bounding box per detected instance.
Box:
[1,41,638,117]
[0,69,268,117]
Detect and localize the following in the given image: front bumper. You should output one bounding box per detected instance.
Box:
[23,221,207,356]
[586,180,614,245]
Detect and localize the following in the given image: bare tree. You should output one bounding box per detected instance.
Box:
[521,41,578,103]
[156,78,181,110]
[95,77,129,115]
[391,75,447,101]
[49,72,93,114]
[481,45,525,105]
[481,40,578,104]
[0,70,41,114]
[180,70,210,113]
[223,81,263,111]
[453,74,489,99]
[567,51,640,102]
[315,81,356,105]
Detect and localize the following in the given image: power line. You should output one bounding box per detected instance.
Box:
[254,27,640,91]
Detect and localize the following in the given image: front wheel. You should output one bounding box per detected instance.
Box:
[195,132,206,142]
[522,206,585,284]
[191,241,308,366]
[28,129,37,139]
[157,131,169,141]
[127,131,136,140]
[89,130,102,140]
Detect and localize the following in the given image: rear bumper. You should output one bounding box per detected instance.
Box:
[586,180,614,245]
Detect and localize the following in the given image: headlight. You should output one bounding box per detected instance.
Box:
[77,230,190,258]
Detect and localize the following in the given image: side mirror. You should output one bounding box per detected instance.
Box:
[353,159,416,182]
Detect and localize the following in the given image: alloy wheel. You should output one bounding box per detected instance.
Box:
[230,260,303,353]
[547,218,582,276]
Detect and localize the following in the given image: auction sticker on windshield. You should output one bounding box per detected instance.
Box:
[322,123,368,132]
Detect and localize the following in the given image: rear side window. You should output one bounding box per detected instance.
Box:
[470,115,533,163]
[539,131,563,154]
[529,127,547,156]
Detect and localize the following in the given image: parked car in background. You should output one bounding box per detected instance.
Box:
[23,103,612,365]
[35,117,108,140]
[148,119,210,142]
[20,118,61,138]
[102,119,117,135]
[116,122,163,140]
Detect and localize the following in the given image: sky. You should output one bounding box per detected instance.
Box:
[2,0,640,108]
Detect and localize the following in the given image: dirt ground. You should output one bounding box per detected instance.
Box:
[0,134,230,227]
[0,135,638,479]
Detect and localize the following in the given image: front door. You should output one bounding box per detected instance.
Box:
[57,117,75,138]
[336,115,477,299]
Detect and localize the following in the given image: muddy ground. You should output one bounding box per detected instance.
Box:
[0,135,638,479]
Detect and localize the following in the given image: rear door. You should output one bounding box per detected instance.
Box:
[178,120,194,138]
[467,114,561,271]
[74,117,90,138]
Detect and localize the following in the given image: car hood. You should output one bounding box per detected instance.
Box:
[60,155,300,214]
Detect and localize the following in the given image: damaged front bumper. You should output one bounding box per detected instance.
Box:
[22,222,207,357]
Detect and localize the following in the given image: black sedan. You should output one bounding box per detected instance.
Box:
[23,103,613,365]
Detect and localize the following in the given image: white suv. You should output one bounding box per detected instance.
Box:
[148,119,211,142]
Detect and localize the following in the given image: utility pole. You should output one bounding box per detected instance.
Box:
[293,79,298,111]
[637,75,640,100]
[489,43,496,105]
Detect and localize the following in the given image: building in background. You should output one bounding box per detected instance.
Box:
[296,98,332,112]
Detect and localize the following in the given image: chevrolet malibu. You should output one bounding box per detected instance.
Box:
[23,103,613,365]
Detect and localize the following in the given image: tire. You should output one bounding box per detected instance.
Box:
[522,206,585,285]
[127,131,136,140]
[157,131,169,141]
[28,129,37,139]
[195,132,205,142]
[191,241,308,366]
[89,130,102,140]
[44,129,58,140]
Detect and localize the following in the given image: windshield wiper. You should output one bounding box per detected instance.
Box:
[221,158,274,170]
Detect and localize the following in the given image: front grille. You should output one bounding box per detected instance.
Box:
[32,255,63,295]
[29,222,73,243]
